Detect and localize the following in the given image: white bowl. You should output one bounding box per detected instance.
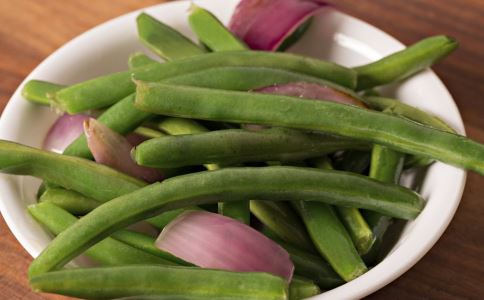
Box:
[0,0,466,299]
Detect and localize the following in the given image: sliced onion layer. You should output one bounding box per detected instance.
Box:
[43,114,90,153]
[229,0,328,51]
[156,211,294,281]
[255,82,367,108]
[84,118,163,183]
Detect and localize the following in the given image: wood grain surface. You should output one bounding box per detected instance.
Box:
[0,0,483,299]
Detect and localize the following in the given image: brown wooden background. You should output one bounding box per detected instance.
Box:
[0,0,483,299]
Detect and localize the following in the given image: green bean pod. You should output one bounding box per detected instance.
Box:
[133,128,368,168]
[289,276,320,300]
[29,265,288,300]
[158,117,249,223]
[21,80,64,106]
[39,188,101,215]
[137,13,206,61]
[28,203,175,266]
[110,230,191,266]
[128,52,159,69]
[55,51,356,113]
[0,140,144,202]
[134,126,165,139]
[188,4,247,52]
[250,200,314,252]
[363,145,404,264]
[355,35,458,90]
[134,82,484,175]
[28,166,423,277]
[293,201,367,282]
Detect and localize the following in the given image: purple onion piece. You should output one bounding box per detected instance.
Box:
[229,0,328,51]
[42,114,90,153]
[255,82,367,108]
[84,118,163,183]
[156,211,294,281]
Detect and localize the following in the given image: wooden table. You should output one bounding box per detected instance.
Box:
[0,1,482,299]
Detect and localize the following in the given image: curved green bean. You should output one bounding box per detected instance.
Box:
[0,140,144,202]
[289,277,320,300]
[134,82,484,175]
[133,128,368,168]
[21,80,64,106]
[39,188,101,215]
[28,166,423,277]
[250,201,314,252]
[188,4,247,52]
[30,265,288,300]
[355,35,458,90]
[55,51,356,113]
[128,52,158,69]
[28,203,175,266]
[137,13,206,61]
[293,201,367,282]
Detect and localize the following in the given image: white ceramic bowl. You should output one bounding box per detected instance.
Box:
[0,0,466,299]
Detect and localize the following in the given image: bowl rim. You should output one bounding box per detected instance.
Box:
[0,1,467,299]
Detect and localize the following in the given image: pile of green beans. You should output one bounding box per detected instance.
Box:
[14,5,481,300]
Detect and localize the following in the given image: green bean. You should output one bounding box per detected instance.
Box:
[29,265,288,300]
[250,200,314,252]
[133,128,367,168]
[21,80,64,106]
[63,93,151,158]
[293,200,367,281]
[28,166,423,277]
[110,230,191,266]
[146,207,203,229]
[273,239,343,289]
[363,145,404,264]
[55,51,356,113]
[364,96,456,133]
[134,82,484,175]
[0,140,144,202]
[158,117,249,223]
[128,52,159,69]
[134,126,165,138]
[137,13,206,61]
[355,35,458,90]
[39,188,101,215]
[289,276,320,300]
[188,4,247,52]
[28,203,175,266]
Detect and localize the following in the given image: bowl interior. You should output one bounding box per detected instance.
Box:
[0,0,466,299]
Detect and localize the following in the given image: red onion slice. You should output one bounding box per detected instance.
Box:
[84,118,163,183]
[43,114,90,153]
[229,0,328,51]
[156,211,294,281]
[255,82,367,108]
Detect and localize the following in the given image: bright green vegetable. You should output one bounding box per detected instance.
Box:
[289,276,320,300]
[355,35,458,90]
[134,82,484,175]
[21,80,64,106]
[134,126,165,138]
[30,265,288,300]
[28,203,175,266]
[133,128,367,168]
[128,52,159,69]
[158,117,248,223]
[137,13,206,61]
[293,201,367,282]
[363,145,404,264]
[55,51,356,113]
[28,166,423,277]
[0,140,144,202]
[250,201,314,252]
[39,188,101,215]
[364,96,456,133]
[188,4,247,51]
